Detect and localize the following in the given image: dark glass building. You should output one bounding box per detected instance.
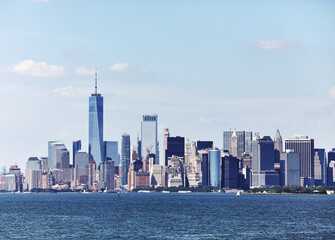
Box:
[121,133,130,186]
[221,155,239,189]
[165,136,184,166]
[199,150,209,186]
[196,141,213,152]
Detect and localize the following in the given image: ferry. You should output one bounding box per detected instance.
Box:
[138,190,151,193]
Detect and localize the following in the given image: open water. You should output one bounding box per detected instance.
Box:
[0,193,334,239]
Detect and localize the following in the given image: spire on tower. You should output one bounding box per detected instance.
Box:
[95,68,98,94]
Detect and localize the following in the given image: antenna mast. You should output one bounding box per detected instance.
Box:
[95,68,98,94]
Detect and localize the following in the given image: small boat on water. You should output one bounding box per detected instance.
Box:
[236,191,241,196]
[326,190,334,195]
[162,191,170,193]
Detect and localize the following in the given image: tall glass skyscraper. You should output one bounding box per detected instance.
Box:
[209,149,221,187]
[141,115,159,164]
[89,71,103,167]
[121,133,130,186]
[72,140,81,168]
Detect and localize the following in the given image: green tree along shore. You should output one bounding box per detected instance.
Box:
[251,186,335,194]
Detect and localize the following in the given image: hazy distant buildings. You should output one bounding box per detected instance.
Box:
[285,136,315,187]
[89,72,104,167]
[121,133,130,186]
[141,115,159,164]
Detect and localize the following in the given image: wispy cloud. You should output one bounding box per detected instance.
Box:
[109,62,151,74]
[53,86,91,98]
[1,59,65,78]
[109,62,129,73]
[329,86,335,99]
[75,66,95,76]
[253,40,297,50]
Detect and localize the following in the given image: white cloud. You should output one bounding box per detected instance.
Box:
[53,87,74,97]
[53,86,92,98]
[3,59,65,78]
[75,66,95,76]
[109,62,129,73]
[254,40,296,50]
[329,87,335,99]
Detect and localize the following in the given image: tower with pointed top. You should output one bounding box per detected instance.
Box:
[274,129,283,152]
[230,130,238,158]
[89,69,104,168]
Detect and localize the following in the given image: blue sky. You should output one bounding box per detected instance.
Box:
[0,0,335,169]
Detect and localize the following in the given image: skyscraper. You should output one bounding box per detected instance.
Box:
[223,130,245,159]
[251,136,279,187]
[230,130,238,158]
[121,133,130,186]
[274,129,283,152]
[104,141,120,166]
[141,115,158,164]
[163,128,170,165]
[285,136,315,187]
[314,148,326,186]
[245,132,253,153]
[165,136,185,166]
[72,140,81,168]
[208,149,221,187]
[89,71,103,167]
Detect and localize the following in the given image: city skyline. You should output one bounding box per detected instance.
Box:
[1,1,335,170]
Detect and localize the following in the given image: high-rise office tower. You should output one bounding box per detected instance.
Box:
[274,129,283,152]
[221,155,239,189]
[163,128,170,165]
[89,70,103,167]
[314,148,326,186]
[141,115,158,164]
[104,141,119,166]
[196,141,213,152]
[251,136,279,187]
[327,149,335,186]
[280,150,300,186]
[121,133,130,186]
[74,150,89,186]
[72,140,81,168]
[185,139,191,165]
[245,132,253,153]
[208,149,221,187]
[199,149,209,186]
[25,157,41,191]
[48,140,58,171]
[230,130,238,158]
[223,130,245,159]
[48,141,67,171]
[165,136,184,166]
[285,136,315,187]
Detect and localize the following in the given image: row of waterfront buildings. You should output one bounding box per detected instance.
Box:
[1,74,335,192]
